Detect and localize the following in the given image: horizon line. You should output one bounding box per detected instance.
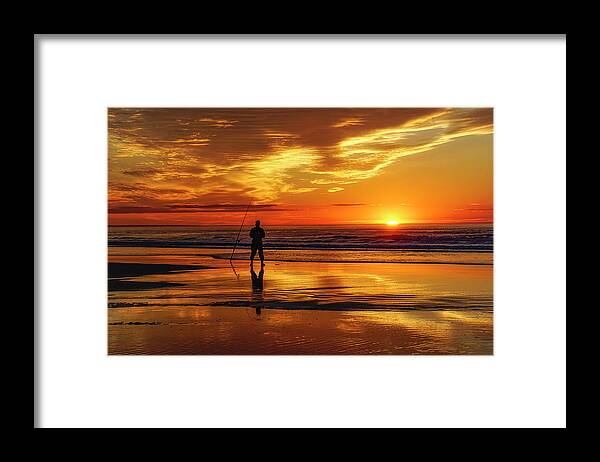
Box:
[108,221,494,227]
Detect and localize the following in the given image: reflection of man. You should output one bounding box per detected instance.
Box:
[249,220,266,265]
[251,266,264,292]
[251,266,264,316]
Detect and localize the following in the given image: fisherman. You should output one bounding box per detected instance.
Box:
[249,220,266,266]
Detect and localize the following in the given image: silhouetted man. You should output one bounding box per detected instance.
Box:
[249,220,266,265]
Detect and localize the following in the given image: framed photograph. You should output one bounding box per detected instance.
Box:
[35,34,566,428]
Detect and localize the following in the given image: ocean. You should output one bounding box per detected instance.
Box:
[108,223,493,265]
[108,223,493,354]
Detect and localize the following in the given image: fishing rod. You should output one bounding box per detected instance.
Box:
[230,199,252,264]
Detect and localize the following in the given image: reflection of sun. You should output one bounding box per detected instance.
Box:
[386,220,400,226]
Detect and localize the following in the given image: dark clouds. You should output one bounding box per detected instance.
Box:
[109,203,296,214]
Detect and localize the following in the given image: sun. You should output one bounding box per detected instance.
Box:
[386,220,400,226]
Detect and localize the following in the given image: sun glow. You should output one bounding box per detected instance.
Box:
[386,220,400,226]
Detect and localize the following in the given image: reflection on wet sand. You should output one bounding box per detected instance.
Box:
[108,247,493,355]
[251,264,264,316]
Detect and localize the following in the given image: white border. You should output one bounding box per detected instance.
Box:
[36,36,566,428]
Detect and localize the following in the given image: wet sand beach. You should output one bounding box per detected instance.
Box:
[108,248,493,355]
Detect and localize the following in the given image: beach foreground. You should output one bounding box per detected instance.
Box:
[108,248,492,355]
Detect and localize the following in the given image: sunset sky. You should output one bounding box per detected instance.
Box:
[108,108,493,225]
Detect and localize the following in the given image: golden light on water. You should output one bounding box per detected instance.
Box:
[108,249,494,354]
